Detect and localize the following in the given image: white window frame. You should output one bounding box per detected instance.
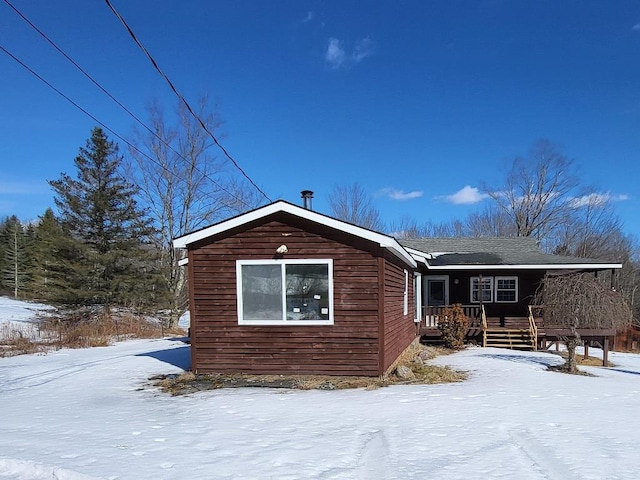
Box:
[236,259,334,326]
[425,275,450,307]
[470,277,494,303]
[404,269,409,316]
[495,276,518,303]
[414,273,422,323]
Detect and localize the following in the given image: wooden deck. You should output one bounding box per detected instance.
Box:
[418,304,616,364]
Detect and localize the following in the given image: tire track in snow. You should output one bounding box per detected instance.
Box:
[0,457,105,479]
[1,352,145,393]
[509,428,584,480]
[355,429,390,479]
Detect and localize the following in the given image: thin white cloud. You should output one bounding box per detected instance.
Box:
[325,38,347,68]
[632,23,640,31]
[302,11,315,23]
[353,37,373,62]
[568,192,630,208]
[325,37,374,69]
[379,188,424,201]
[439,185,491,205]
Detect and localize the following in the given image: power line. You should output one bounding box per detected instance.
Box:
[1,0,254,212]
[0,44,253,212]
[103,0,272,203]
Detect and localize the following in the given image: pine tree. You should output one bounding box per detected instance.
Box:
[27,208,69,302]
[49,127,159,307]
[0,216,30,298]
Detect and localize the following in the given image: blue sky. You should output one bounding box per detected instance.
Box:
[1,1,639,236]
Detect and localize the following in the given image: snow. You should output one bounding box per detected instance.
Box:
[177,310,190,330]
[0,297,52,341]
[2,297,640,479]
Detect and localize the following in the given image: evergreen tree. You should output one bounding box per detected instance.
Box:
[49,127,159,307]
[0,216,30,298]
[27,208,70,302]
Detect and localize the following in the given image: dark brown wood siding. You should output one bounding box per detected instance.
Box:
[423,269,544,318]
[381,253,417,373]
[614,324,640,352]
[189,215,386,376]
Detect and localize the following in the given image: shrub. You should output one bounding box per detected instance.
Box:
[437,304,469,349]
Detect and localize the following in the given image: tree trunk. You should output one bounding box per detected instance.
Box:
[565,338,578,373]
[565,320,581,373]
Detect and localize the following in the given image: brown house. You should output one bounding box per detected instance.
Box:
[174,198,622,375]
[401,237,621,349]
[173,200,418,376]
[401,237,620,316]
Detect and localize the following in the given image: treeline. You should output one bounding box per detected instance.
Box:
[1,98,261,328]
[329,141,640,321]
[0,128,165,311]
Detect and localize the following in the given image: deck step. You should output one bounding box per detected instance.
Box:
[485,328,535,350]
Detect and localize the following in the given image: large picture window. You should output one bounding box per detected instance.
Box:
[237,259,334,325]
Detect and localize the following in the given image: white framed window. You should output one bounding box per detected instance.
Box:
[236,259,334,325]
[495,276,518,303]
[404,269,409,316]
[414,273,422,323]
[470,277,494,303]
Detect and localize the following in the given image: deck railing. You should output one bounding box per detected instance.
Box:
[481,304,488,347]
[421,305,482,328]
[527,305,538,351]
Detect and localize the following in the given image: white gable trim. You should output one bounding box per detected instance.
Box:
[424,263,622,271]
[173,201,416,268]
[404,246,621,271]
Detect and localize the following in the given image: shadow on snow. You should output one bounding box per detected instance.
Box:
[137,344,191,371]
[478,352,561,368]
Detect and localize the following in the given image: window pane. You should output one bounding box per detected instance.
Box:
[496,277,517,302]
[471,277,493,302]
[241,264,283,320]
[285,264,329,320]
[497,279,516,290]
[481,286,492,302]
[428,280,445,306]
[496,290,516,302]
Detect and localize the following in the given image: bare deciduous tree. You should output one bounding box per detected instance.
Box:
[127,97,262,326]
[465,206,518,237]
[327,183,384,231]
[483,140,578,241]
[388,216,466,239]
[533,273,633,372]
[549,195,640,322]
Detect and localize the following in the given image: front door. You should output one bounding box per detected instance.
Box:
[426,276,449,306]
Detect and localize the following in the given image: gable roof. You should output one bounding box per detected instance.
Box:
[173,201,417,268]
[400,237,622,270]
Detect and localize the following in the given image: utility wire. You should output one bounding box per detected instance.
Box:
[0,44,253,211]
[1,0,253,211]
[103,0,272,202]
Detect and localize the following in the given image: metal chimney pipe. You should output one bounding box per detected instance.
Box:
[301,190,314,210]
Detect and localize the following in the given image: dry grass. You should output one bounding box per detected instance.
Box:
[0,309,186,357]
[153,342,467,395]
[0,323,49,357]
[547,351,613,371]
[47,314,165,348]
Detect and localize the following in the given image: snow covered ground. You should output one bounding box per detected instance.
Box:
[0,297,51,340]
[1,297,640,480]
